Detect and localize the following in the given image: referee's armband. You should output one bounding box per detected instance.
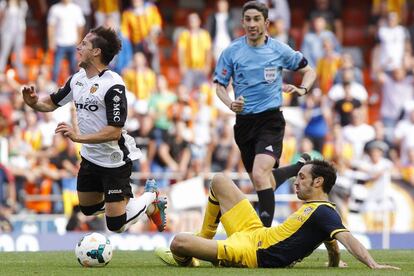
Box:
[295,57,308,71]
[213,79,227,88]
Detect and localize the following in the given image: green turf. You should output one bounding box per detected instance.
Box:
[1,250,412,275]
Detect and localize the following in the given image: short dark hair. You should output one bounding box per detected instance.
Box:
[242,1,268,20]
[307,159,337,194]
[89,26,121,65]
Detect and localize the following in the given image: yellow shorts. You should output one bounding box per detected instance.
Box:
[216,199,264,268]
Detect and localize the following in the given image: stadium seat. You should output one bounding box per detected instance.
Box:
[343,27,369,47]
[342,8,369,26]
[290,9,306,28]
[289,27,303,49]
[173,9,193,27]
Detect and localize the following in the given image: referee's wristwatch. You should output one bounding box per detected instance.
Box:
[297,85,308,96]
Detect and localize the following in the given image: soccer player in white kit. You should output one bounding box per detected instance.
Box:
[22,26,166,233]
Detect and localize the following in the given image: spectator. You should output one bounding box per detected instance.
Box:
[316,37,341,94]
[148,75,177,146]
[304,0,343,43]
[258,0,291,31]
[122,52,157,101]
[0,0,28,80]
[373,11,410,73]
[272,17,295,48]
[121,0,162,73]
[333,81,362,127]
[103,15,133,74]
[0,163,15,209]
[93,0,121,28]
[189,88,216,176]
[301,15,341,68]
[211,116,239,173]
[302,88,331,153]
[342,108,376,161]
[352,141,394,231]
[24,155,60,214]
[151,121,191,190]
[375,67,414,140]
[333,52,364,85]
[409,9,414,56]
[394,109,414,165]
[47,0,85,83]
[328,68,368,103]
[0,204,13,232]
[206,0,235,62]
[364,120,398,164]
[371,0,408,26]
[291,137,323,163]
[400,147,414,187]
[177,12,212,92]
[73,0,92,31]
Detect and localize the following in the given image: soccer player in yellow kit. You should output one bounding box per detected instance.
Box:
[157,160,399,269]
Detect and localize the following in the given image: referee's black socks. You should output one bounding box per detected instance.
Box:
[257,188,275,227]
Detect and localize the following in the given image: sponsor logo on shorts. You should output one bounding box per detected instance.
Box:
[265,145,273,152]
[108,189,122,195]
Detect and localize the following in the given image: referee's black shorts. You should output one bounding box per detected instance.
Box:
[234,108,285,173]
[77,157,134,202]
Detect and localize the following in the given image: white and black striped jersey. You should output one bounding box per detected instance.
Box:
[50,68,142,168]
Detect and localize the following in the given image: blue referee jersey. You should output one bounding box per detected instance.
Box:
[214,36,303,114]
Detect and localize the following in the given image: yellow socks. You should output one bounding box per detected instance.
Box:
[198,188,221,239]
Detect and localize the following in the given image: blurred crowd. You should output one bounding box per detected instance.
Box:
[1,0,414,233]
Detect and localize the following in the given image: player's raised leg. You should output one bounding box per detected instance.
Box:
[145,179,168,232]
[105,179,161,233]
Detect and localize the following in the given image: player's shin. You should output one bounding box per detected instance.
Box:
[198,187,221,239]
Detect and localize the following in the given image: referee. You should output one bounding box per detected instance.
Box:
[214,1,317,226]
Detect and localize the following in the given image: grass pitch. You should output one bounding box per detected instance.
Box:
[1,250,412,275]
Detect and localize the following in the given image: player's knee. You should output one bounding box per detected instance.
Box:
[79,201,105,216]
[170,233,189,255]
[106,214,126,233]
[211,173,228,190]
[252,170,268,188]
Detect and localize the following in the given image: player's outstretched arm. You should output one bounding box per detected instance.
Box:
[324,240,348,268]
[324,240,340,267]
[335,232,400,270]
[22,85,58,112]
